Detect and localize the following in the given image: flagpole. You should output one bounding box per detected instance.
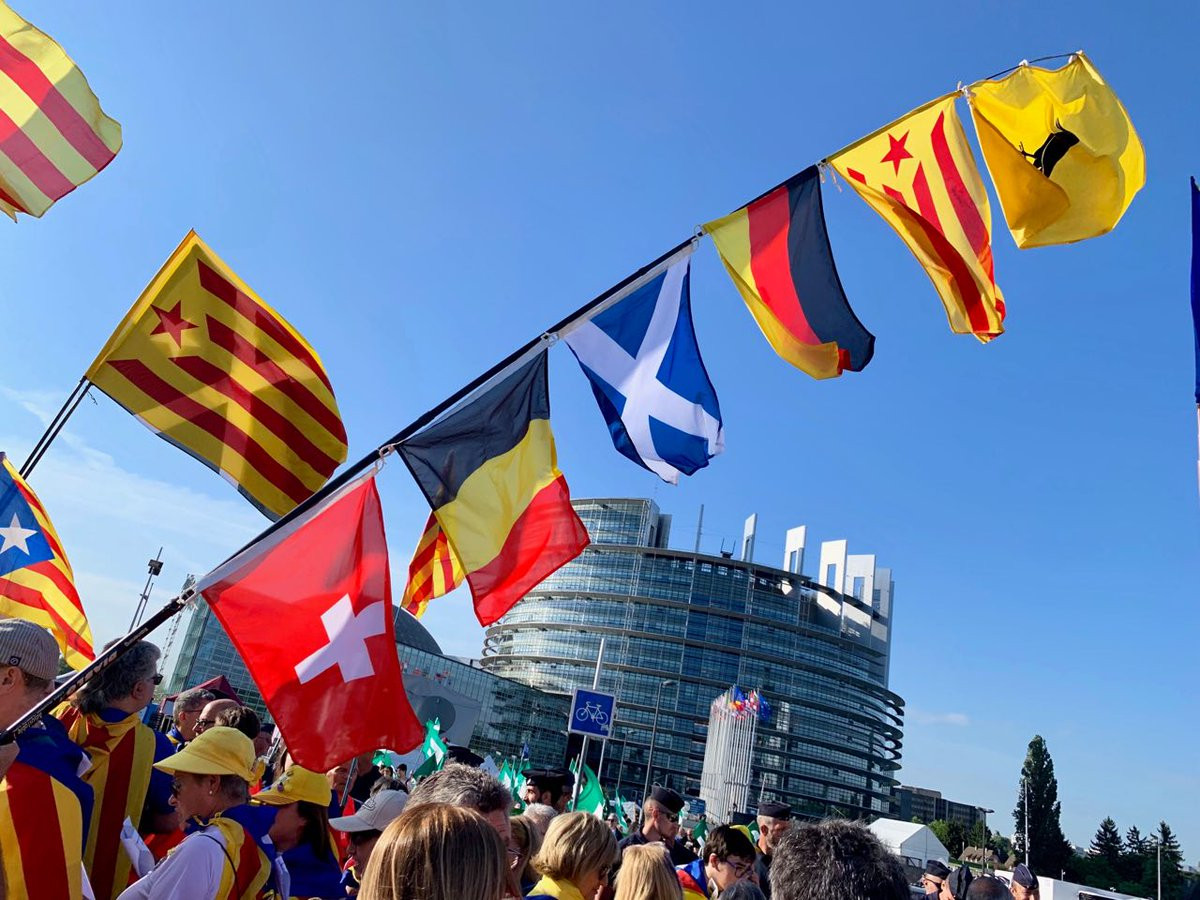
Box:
[222,236,699,563]
[0,591,189,745]
[18,377,92,479]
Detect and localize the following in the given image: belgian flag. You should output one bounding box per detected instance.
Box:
[398,353,588,625]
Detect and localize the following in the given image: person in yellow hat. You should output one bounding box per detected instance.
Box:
[254,765,341,900]
[118,726,287,899]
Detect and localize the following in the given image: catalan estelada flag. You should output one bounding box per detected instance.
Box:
[0,453,92,669]
[401,511,464,619]
[968,53,1144,249]
[704,166,874,380]
[398,353,589,625]
[0,2,121,218]
[829,95,1005,342]
[84,232,348,519]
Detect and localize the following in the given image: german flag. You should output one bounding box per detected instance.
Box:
[704,166,874,380]
[398,353,589,626]
[0,3,121,218]
[85,232,348,519]
[401,511,464,619]
[829,95,1005,342]
[0,453,93,669]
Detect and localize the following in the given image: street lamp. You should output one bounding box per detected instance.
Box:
[977,808,995,872]
[642,679,676,800]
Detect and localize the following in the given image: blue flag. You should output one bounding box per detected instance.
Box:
[564,243,723,484]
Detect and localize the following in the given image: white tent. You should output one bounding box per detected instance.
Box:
[868,818,951,868]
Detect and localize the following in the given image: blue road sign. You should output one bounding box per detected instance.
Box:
[568,688,616,739]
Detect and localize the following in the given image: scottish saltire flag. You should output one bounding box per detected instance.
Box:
[563,244,723,484]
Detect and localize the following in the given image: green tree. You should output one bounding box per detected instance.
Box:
[1012,735,1073,876]
[930,820,966,856]
[1126,826,1151,856]
[1091,818,1123,865]
[1120,826,1151,885]
[1153,821,1185,900]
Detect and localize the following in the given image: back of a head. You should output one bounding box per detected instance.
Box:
[966,876,1011,900]
[175,686,215,712]
[612,843,676,900]
[405,762,510,815]
[522,803,557,836]
[724,883,768,900]
[359,804,506,900]
[770,820,909,900]
[704,824,757,862]
[214,705,260,741]
[73,639,159,714]
[535,811,619,886]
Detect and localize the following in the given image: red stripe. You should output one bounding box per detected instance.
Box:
[203,315,347,443]
[910,163,945,234]
[0,575,93,658]
[7,761,73,899]
[745,186,820,344]
[88,727,137,899]
[0,106,74,200]
[889,198,992,335]
[466,475,588,626]
[436,531,457,588]
[0,182,25,212]
[883,184,907,206]
[196,260,335,393]
[929,110,994,281]
[0,34,116,171]
[12,478,74,565]
[846,168,866,184]
[225,830,263,900]
[170,353,340,477]
[105,358,313,506]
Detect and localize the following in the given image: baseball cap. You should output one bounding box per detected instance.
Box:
[254,766,332,806]
[330,789,408,833]
[0,618,59,680]
[154,726,263,782]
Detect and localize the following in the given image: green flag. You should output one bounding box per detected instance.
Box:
[570,763,606,817]
[420,719,448,769]
[614,792,630,833]
[693,817,708,842]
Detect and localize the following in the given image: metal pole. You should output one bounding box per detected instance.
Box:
[1024,777,1029,866]
[1157,839,1161,900]
[18,378,91,479]
[642,680,666,800]
[571,639,606,810]
[129,548,164,630]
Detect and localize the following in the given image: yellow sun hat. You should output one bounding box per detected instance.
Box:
[154,726,263,783]
[253,766,332,806]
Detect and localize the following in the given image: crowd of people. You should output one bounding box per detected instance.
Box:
[0,621,1048,900]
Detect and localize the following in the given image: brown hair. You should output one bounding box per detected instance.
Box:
[359,804,506,900]
[511,814,544,887]
[534,811,619,886]
[614,843,678,900]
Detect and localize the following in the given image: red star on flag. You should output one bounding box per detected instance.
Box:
[880,131,913,175]
[149,301,197,347]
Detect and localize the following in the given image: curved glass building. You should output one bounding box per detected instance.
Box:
[481,498,904,820]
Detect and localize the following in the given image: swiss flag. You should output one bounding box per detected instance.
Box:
[196,472,422,771]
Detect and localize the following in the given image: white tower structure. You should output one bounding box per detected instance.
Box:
[699,687,759,825]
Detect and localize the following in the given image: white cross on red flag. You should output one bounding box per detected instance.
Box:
[196,471,422,771]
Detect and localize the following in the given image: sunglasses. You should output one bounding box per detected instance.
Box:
[149,673,163,685]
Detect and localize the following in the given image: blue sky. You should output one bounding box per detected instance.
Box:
[2,1,1195,858]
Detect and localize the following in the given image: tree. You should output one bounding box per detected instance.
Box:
[1012,735,1073,876]
[1091,818,1123,865]
[1126,826,1151,856]
[1153,821,1185,900]
[929,820,967,857]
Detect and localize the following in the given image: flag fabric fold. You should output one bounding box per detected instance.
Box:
[400,511,464,619]
[0,3,122,219]
[705,165,875,379]
[563,244,724,483]
[85,231,348,519]
[0,452,92,668]
[829,95,1006,342]
[968,53,1144,249]
[195,471,421,772]
[398,353,589,626]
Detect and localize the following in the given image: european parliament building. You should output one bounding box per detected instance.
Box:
[481,498,905,820]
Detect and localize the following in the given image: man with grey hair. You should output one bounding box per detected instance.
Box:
[57,639,178,900]
[165,686,214,747]
[769,820,909,900]
[754,801,793,897]
[0,618,93,899]
[404,761,513,842]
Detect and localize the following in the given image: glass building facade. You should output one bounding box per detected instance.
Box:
[481,498,905,820]
[164,596,569,765]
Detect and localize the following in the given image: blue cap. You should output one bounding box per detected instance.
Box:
[1013,864,1038,890]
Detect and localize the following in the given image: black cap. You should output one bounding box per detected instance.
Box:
[925,860,951,880]
[1012,865,1037,890]
[758,801,792,820]
[649,785,684,814]
[525,768,573,794]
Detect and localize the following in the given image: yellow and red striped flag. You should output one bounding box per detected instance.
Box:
[401,511,464,619]
[85,232,349,519]
[0,2,121,218]
[0,453,93,669]
[829,95,1005,342]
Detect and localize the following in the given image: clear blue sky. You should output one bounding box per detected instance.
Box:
[2,1,1195,859]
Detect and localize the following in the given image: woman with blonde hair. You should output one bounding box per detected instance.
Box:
[358,804,506,900]
[509,813,544,895]
[614,843,682,900]
[527,810,619,900]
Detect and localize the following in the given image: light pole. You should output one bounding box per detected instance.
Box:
[1023,777,1030,866]
[642,679,675,800]
[977,808,995,871]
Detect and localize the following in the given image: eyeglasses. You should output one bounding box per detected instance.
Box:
[727,859,754,878]
[195,718,216,730]
[661,811,679,823]
[149,673,163,685]
[923,879,945,890]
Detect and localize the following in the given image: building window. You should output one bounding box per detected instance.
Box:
[851,576,865,600]
[824,563,837,588]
